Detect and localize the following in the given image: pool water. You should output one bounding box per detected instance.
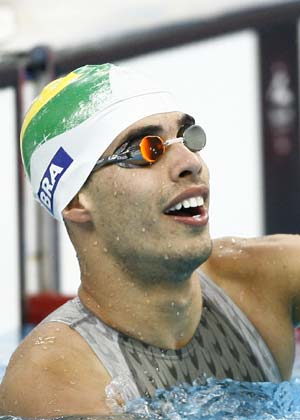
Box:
[125,376,300,420]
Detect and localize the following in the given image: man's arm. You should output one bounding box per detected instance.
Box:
[0,322,113,417]
[208,234,300,327]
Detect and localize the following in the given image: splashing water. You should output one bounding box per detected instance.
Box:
[125,377,300,420]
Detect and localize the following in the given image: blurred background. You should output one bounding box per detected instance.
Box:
[0,0,300,370]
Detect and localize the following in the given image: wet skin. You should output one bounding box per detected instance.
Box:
[0,112,300,417]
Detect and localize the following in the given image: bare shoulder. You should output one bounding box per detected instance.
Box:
[207,234,300,279]
[0,321,112,417]
[202,234,300,324]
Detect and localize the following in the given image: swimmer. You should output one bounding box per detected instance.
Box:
[0,64,299,417]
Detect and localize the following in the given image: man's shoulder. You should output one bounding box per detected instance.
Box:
[0,322,112,416]
[202,234,300,320]
[207,234,300,277]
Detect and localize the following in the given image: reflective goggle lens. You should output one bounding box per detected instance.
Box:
[140,136,165,162]
[138,125,206,164]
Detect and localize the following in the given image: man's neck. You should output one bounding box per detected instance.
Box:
[78,269,203,350]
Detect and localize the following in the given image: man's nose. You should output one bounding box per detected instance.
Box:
[167,143,203,182]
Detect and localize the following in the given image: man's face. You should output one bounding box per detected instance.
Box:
[82,111,212,279]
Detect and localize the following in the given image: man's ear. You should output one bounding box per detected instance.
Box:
[62,194,92,223]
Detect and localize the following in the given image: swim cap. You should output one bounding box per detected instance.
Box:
[20,63,178,220]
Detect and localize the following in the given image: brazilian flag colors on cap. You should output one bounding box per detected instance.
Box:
[20,63,178,220]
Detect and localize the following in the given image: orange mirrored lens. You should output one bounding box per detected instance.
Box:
[140,136,165,162]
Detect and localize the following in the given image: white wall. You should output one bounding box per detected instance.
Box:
[0,87,20,335]
[59,30,263,294]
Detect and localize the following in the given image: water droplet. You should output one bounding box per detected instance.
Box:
[93,241,98,246]
[219,245,224,249]
[164,254,169,260]
[116,236,120,241]
[167,242,172,248]
[113,191,117,197]
[171,302,175,307]
[231,238,236,244]
[142,228,146,233]
[176,311,180,316]
[103,247,108,253]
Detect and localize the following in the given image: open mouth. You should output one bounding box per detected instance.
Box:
[164,196,208,224]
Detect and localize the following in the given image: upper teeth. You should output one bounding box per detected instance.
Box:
[167,196,204,212]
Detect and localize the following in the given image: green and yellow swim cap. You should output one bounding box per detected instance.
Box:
[20,63,178,220]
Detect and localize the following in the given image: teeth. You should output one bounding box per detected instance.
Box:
[167,196,204,212]
[197,196,204,206]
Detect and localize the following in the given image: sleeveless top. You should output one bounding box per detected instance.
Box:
[41,270,282,401]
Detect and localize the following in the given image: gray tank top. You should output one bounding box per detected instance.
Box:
[41,270,281,400]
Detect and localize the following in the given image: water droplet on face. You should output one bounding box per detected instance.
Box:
[103,247,108,253]
[176,312,180,316]
[231,238,236,244]
[142,228,146,233]
[93,241,98,246]
[164,254,169,260]
[171,302,175,307]
[219,245,224,249]
[116,236,120,241]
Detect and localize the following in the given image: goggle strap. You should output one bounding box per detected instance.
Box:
[163,137,183,147]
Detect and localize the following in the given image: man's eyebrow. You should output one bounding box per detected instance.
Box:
[121,125,163,146]
[119,114,196,147]
[179,113,195,127]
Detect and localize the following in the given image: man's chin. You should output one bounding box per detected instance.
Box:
[161,240,213,273]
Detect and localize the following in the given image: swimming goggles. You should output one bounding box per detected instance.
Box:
[92,124,206,171]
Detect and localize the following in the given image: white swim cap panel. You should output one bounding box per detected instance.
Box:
[22,63,179,220]
[31,91,178,220]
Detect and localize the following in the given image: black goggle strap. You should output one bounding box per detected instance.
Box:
[93,142,131,171]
